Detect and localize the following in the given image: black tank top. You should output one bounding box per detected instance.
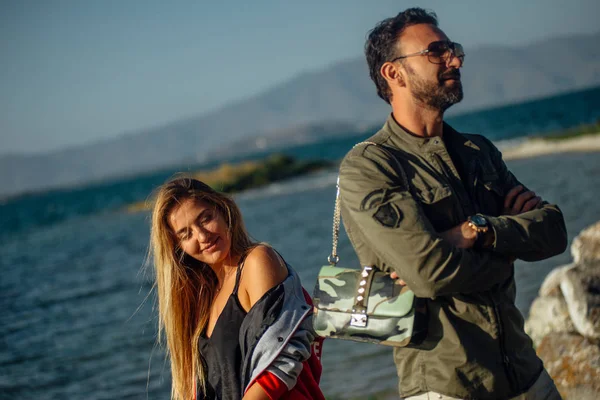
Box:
[198,264,247,400]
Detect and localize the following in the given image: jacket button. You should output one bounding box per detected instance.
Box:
[278,337,284,342]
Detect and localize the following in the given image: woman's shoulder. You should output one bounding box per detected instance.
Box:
[239,245,289,307]
[243,244,287,272]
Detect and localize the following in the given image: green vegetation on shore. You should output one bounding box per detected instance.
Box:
[202,153,332,193]
[126,154,332,212]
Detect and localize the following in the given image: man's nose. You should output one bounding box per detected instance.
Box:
[446,52,463,68]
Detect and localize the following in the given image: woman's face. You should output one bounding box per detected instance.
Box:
[168,198,232,267]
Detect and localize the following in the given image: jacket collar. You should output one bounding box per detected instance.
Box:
[383,113,438,150]
[383,114,482,158]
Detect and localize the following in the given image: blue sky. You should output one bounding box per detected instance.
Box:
[1,0,598,155]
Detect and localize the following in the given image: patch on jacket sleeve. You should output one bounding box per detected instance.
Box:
[373,203,402,228]
[361,189,385,211]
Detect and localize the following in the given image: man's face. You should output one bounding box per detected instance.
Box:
[396,24,463,111]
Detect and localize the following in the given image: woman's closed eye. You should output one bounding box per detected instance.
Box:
[199,211,213,225]
[178,229,192,241]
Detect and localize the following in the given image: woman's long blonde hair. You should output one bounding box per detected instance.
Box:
[150,177,255,399]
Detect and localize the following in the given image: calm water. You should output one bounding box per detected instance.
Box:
[1,87,600,399]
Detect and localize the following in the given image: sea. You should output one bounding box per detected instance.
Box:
[1,86,600,399]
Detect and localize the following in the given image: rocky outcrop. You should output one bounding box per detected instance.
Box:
[560,263,600,340]
[571,221,600,264]
[525,221,600,399]
[526,295,576,345]
[537,333,600,399]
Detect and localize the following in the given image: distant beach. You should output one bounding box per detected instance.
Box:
[502,132,600,160]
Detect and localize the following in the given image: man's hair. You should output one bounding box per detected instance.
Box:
[365,8,438,103]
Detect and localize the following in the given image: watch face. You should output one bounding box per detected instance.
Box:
[470,215,487,227]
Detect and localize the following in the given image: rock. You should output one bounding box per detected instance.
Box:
[525,295,576,347]
[538,263,575,297]
[560,262,600,340]
[525,221,600,398]
[571,221,600,265]
[536,333,600,400]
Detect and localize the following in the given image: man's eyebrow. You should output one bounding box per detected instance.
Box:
[174,209,209,236]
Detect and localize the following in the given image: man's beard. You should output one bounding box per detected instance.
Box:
[405,65,464,112]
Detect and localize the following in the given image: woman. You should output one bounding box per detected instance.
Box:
[149,177,324,400]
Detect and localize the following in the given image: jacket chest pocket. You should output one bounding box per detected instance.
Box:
[415,185,458,232]
[473,161,504,216]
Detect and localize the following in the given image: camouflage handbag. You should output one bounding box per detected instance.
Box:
[312,143,426,347]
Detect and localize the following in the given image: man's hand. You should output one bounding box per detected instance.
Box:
[439,222,477,249]
[503,185,542,215]
[389,271,406,286]
[390,220,483,284]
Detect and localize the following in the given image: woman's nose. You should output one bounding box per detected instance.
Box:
[192,225,208,241]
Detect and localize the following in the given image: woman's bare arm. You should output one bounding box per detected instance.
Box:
[238,245,288,311]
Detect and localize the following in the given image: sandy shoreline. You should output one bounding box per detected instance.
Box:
[501,133,600,160]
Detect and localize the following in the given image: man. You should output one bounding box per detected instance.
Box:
[338,8,567,400]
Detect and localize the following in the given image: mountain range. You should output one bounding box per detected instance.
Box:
[2,31,599,198]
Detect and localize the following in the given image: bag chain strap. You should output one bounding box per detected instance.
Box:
[327,140,409,265]
[327,176,341,265]
[328,141,378,266]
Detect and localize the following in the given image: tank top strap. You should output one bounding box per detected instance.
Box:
[231,246,287,296]
[232,253,248,296]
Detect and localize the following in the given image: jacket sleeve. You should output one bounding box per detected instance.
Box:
[482,138,568,261]
[339,145,514,298]
[262,316,313,390]
[242,277,317,396]
[254,290,324,400]
[254,371,288,399]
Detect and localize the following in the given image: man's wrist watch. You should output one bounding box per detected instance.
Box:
[467,214,490,249]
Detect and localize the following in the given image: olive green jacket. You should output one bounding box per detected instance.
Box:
[338,115,567,399]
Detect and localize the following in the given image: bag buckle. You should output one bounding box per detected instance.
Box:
[350,312,368,327]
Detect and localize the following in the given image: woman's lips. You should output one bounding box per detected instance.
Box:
[201,237,219,252]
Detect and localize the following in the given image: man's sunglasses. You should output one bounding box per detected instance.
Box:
[391,41,465,65]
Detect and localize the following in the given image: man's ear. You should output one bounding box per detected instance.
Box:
[380,61,405,87]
